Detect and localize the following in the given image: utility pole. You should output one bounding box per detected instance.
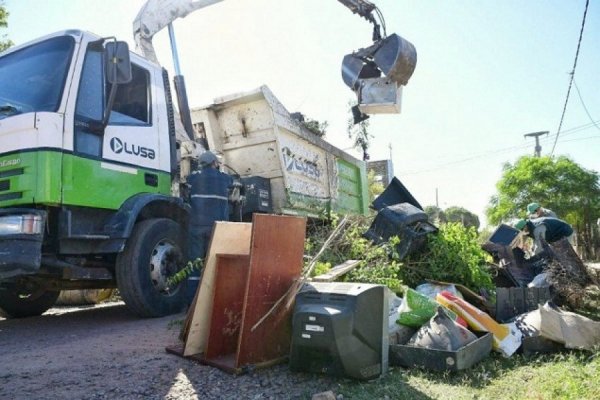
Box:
[524,131,549,157]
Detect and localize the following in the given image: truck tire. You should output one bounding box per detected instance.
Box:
[116,218,187,317]
[0,285,60,318]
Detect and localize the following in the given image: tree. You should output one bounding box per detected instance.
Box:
[346,101,372,161]
[424,205,447,224]
[0,2,12,52]
[486,155,600,259]
[445,206,480,230]
[367,170,384,202]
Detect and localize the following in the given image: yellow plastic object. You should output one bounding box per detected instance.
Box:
[436,291,522,357]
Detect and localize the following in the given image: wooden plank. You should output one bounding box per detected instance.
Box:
[236,214,306,367]
[204,254,250,365]
[312,260,360,282]
[183,222,252,356]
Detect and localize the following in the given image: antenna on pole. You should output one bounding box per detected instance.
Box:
[524,131,549,157]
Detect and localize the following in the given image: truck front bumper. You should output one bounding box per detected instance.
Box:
[0,209,46,280]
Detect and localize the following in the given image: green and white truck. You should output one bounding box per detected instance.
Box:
[0,0,415,318]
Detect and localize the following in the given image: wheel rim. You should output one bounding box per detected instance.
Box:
[149,239,182,294]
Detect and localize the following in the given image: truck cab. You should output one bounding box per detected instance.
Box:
[0,31,189,318]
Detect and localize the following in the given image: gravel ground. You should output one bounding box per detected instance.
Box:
[0,302,340,400]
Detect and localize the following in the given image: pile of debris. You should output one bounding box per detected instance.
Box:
[165,177,600,382]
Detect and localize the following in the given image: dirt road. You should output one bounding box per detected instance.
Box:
[0,302,336,400]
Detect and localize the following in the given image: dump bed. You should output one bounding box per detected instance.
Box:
[190,86,368,217]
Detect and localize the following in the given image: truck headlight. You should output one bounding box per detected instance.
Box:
[0,214,43,235]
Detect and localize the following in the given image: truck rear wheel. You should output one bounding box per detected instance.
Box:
[0,284,60,318]
[116,218,187,317]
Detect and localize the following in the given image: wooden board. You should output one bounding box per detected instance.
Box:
[312,260,360,282]
[183,222,252,356]
[236,214,306,366]
[204,254,250,365]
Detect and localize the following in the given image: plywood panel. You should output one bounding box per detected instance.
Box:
[236,214,306,366]
[183,222,252,356]
[204,254,250,364]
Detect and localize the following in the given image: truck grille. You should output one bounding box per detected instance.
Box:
[0,167,25,202]
[0,167,24,178]
[0,192,22,201]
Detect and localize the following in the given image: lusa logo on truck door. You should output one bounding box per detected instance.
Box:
[110,137,155,160]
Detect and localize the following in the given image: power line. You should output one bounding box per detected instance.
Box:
[550,0,590,155]
[573,79,600,132]
[399,120,600,176]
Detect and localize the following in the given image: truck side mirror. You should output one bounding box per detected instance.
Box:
[105,41,132,85]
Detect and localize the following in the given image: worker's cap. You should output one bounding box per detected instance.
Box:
[514,219,527,231]
[527,202,541,214]
[199,151,219,166]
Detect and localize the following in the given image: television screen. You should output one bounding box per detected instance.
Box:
[289,282,389,380]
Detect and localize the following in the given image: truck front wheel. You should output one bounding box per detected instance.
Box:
[0,283,60,318]
[116,218,187,317]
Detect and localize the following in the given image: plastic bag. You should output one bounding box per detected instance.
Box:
[397,288,466,328]
[415,283,463,300]
[408,307,478,351]
[436,291,522,357]
[389,293,404,332]
[528,272,550,288]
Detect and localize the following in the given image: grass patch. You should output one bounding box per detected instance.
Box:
[334,351,600,400]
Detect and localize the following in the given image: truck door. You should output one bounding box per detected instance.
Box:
[63,47,169,210]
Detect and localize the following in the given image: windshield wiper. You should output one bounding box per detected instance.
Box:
[0,104,22,117]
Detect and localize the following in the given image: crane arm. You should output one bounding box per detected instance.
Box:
[133,0,224,63]
[133,0,416,130]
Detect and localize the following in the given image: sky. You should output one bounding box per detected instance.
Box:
[3,0,599,227]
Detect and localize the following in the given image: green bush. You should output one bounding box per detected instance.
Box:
[404,222,494,291]
[305,217,493,294]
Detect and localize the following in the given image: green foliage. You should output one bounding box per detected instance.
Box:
[405,223,494,291]
[301,117,328,137]
[305,215,403,293]
[367,170,385,203]
[445,206,480,230]
[305,217,493,294]
[486,155,600,258]
[425,205,480,230]
[0,2,12,52]
[346,100,372,161]
[424,205,446,224]
[311,261,332,277]
[486,155,600,224]
[166,258,204,287]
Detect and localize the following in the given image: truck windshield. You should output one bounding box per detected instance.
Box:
[0,36,75,118]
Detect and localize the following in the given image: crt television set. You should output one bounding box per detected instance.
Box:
[289,282,389,380]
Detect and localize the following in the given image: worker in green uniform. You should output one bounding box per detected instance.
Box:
[514,217,573,256]
[527,202,557,219]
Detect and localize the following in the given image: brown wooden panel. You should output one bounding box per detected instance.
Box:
[204,254,250,365]
[183,222,252,356]
[236,214,306,367]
